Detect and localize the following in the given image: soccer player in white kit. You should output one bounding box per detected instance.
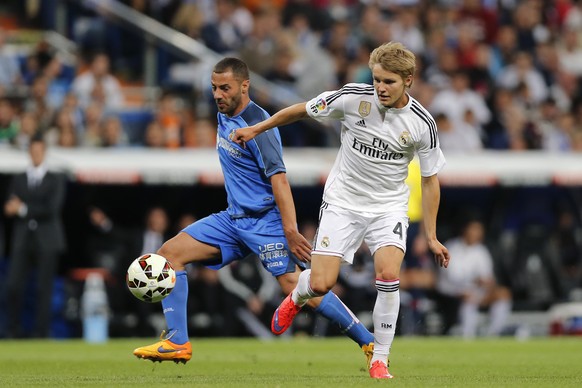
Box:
[233,42,451,379]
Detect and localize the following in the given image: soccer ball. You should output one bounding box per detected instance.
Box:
[126,253,176,303]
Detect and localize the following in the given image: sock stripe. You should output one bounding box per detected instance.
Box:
[376,279,400,293]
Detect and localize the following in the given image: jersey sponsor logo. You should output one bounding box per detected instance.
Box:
[358,101,371,117]
[320,236,330,248]
[352,137,404,160]
[355,119,366,127]
[309,98,327,114]
[398,131,411,146]
[266,261,284,268]
[217,136,242,158]
[258,242,289,261]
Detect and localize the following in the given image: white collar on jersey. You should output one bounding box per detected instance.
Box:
[373,89,413,113]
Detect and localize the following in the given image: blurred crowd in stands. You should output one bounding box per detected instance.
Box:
[1,0,582,339]
[2,0,582,150]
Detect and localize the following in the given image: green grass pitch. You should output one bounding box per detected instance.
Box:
[0,337,580,387]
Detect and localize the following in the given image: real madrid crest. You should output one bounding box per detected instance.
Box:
[399,131,411,146]
[321,236,330,248]
[358,101,371,117]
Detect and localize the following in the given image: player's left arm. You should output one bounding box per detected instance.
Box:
[421,174,450,268]
[270,172,312,262]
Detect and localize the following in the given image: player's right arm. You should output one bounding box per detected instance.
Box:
[270,172,312,262]
[232,102,308,144]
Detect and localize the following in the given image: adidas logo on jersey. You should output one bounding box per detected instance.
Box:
[355,119,367,127]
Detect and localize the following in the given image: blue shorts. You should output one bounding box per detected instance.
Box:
[182,209,306,277]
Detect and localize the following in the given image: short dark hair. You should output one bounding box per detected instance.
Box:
[30,132,45,146]
[213,57,249,81]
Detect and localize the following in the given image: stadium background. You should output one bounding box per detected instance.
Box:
[0,0,581,339]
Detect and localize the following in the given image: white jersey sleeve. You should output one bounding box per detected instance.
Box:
[409,100,446,177]
[305,88,349,121]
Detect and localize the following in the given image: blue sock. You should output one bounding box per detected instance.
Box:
[314,292,374,347]
[161,270,189,344]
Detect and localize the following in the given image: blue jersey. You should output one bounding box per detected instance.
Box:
[216,101,286,218]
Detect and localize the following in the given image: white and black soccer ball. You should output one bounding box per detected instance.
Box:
[126,253,176,303]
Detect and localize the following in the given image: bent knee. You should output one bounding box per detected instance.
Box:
[157,244,184,268]
[310,280,333,295]
[376,271,400,282]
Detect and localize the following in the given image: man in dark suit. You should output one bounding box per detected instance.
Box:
[3,135,66,338]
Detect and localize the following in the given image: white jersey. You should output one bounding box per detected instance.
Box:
[306,83,446,213]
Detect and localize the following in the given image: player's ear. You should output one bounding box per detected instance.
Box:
[241,79,250,94]
[405,75,413,88]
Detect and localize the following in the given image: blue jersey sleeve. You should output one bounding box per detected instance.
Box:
[251,131,286,178]
[240,103,286,178]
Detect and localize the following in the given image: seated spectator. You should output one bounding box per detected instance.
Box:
[0,29,23,95]
[46,108,79,148]
[0,98,19,145]
[71,53,124,110]
[496,51,548,106]
[80,102,103,147]
[20,39,54,86]
[100,116,129,147]
[42,56,74,109]
[200,0,247,54]
[435,218,512,338]
[143,121,166,148]
[14,111,39,150]
[435,113,483,153]
[430,70,491,134]
[190,118,217,148]
[238,6,283,76]
[23,75,55,131]
[155,93,183,149]
[535,99,571,151]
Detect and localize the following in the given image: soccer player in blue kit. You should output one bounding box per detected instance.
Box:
[133,57,374,366]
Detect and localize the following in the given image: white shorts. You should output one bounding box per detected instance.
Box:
[312,202,409,264]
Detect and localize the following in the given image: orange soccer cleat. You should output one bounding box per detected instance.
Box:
[271,293,302,335]
[361,342,374,370]
[133,338,192,364]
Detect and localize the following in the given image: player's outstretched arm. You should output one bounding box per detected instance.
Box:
[421,174,450,268]
[233,102,309,145]
[270,172,312,262]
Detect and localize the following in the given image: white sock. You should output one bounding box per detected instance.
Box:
[460,302,479,339]
[291,269,316,307]
[371,279,400,365]
[487,299,511,336]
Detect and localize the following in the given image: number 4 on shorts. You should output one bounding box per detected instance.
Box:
[393,222,403,239]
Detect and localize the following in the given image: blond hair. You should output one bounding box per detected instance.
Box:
[369,42,416,82]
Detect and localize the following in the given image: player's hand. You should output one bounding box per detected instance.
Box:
[230,126,258,147]
[427,238,450,268]
[285,230,312,263]
[4,196,22,216]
